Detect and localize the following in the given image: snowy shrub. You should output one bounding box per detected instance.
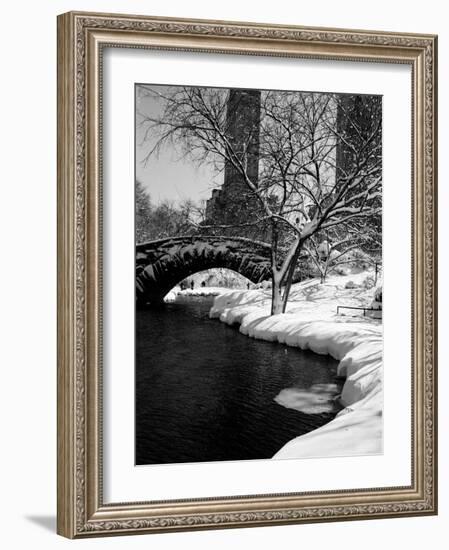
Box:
[333,266,349,276]
[362,275,375,289]
[345,280,360,289]
[370,286,383,310]
[374,286,382,303]
[351,248,372,264]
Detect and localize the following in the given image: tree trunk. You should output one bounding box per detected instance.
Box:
[321,257,330,283]
[281,243,303,313]
[271,276,283,315]
[270,221,283,315]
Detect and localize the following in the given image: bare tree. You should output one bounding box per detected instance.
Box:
[138,85,382,314]
[136,180,153,242]
[304,229,371,284]
[135,180,204,242]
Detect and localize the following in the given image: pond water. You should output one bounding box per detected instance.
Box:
[136,296,342,465]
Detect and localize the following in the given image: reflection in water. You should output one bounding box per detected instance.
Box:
[136,296,342,465]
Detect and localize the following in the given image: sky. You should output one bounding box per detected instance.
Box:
[135,85,223,206]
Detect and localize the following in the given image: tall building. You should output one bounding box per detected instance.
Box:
[336,94,382,180]
[335,93,382,253]
[204,89,267,239]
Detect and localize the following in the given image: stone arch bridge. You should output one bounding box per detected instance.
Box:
[136,235,272,305]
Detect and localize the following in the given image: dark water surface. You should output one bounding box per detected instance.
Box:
[136,296,342,465]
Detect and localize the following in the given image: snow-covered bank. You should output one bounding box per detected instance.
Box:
[209,272,382,459]
[164,286,231,302]
[178,287,231,298]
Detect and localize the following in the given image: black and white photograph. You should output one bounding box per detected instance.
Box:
[135,84,383,466]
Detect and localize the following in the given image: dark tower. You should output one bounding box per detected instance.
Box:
[205,89,264,238]
[336,94,382,181]
[335,93,382,252]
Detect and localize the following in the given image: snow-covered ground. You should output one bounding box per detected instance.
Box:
[164,286,230,302]
[209,270,383,459]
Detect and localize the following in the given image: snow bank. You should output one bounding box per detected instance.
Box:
[177,287,231,298]
[164,286,232,302]
[209,272,382,459]
[164,288,179,302]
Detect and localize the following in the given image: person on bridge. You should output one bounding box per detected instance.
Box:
[190,280,194,290]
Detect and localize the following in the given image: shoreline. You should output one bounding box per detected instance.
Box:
[208,279,383,459]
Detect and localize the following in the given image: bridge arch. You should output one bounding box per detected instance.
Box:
[136,235,272,305]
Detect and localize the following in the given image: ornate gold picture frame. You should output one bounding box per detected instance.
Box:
[57,11,437,538]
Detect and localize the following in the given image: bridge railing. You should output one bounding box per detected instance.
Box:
[136,234,273,251]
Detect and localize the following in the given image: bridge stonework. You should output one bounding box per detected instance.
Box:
[136,235,272,305]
